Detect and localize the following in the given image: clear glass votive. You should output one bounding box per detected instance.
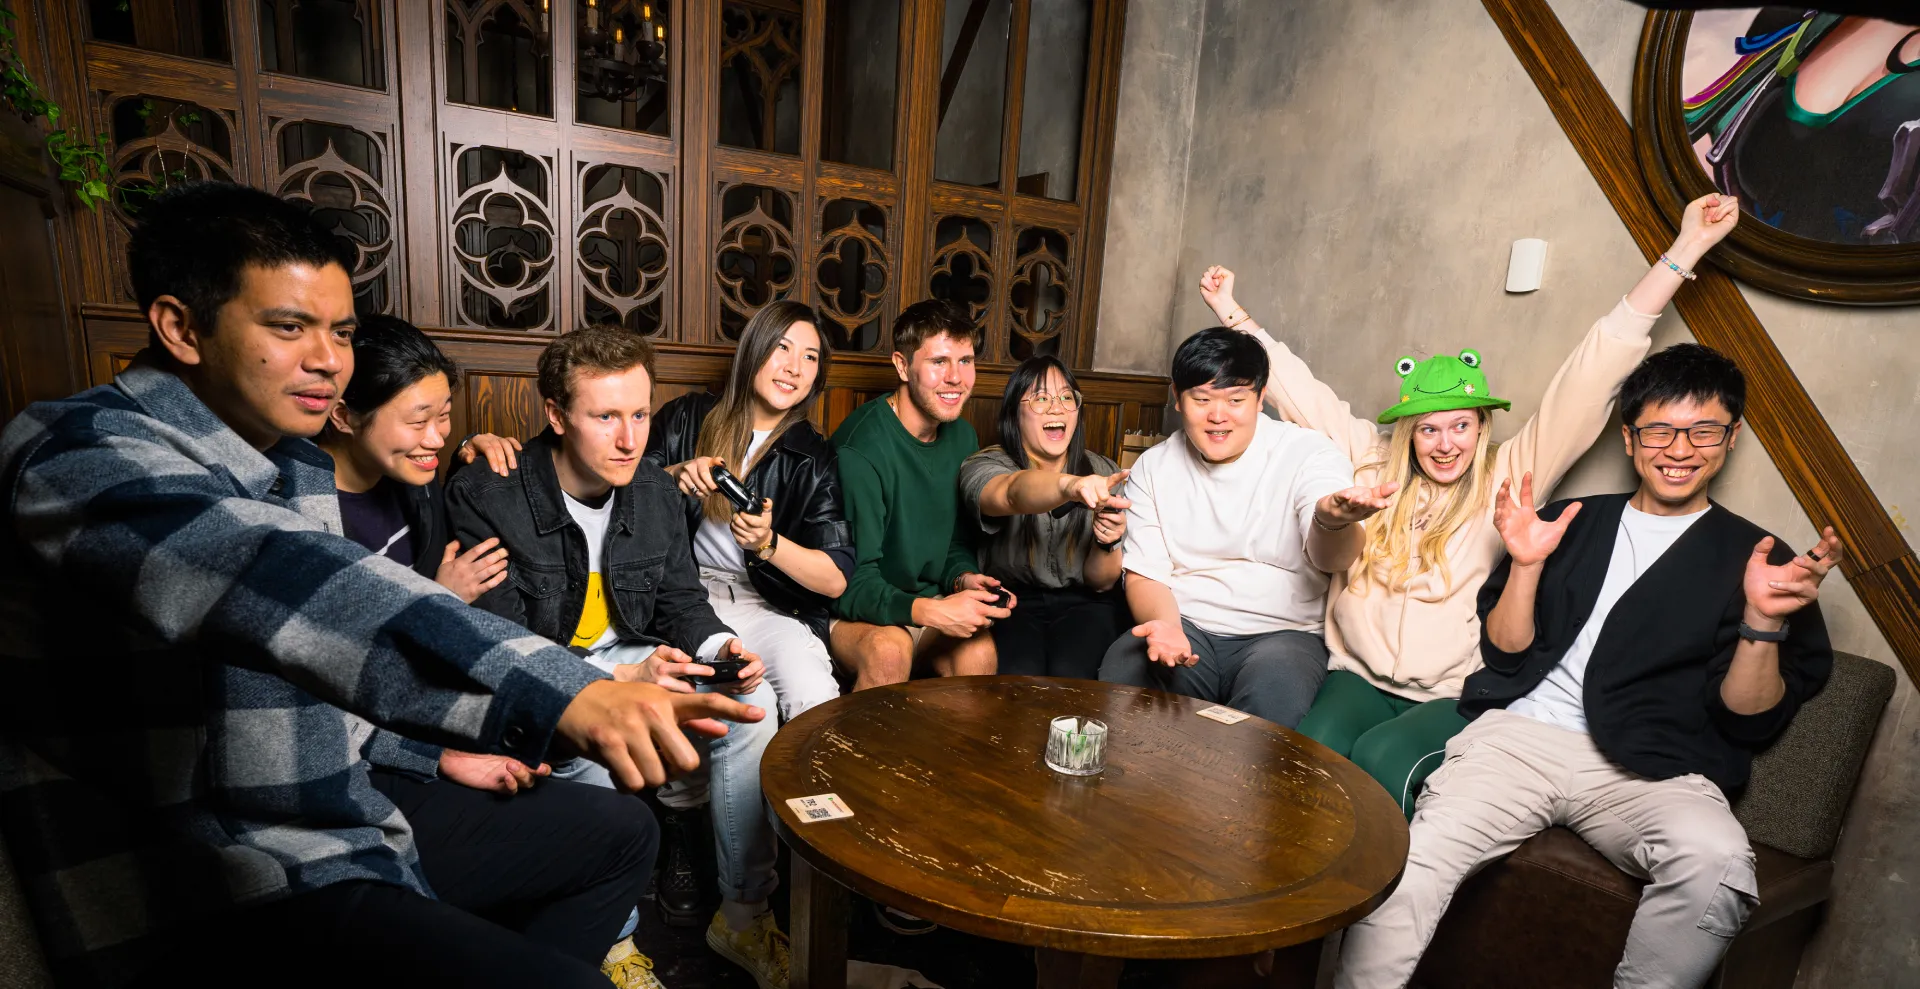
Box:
[1045,716,1108,776]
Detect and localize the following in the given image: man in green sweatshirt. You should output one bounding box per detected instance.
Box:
[829,300,1012,690]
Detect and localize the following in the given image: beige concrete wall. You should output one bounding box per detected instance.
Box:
[1095,0,1920,983]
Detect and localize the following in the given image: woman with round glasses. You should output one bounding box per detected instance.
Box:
[959,355,1130,679]
[1197,192,1741,816]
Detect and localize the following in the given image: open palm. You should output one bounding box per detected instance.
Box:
[1492,472,1580,567]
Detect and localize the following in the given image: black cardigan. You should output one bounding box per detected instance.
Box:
[1463,493,1832,795]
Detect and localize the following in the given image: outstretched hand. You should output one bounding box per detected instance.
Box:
[1132,619,1196,668]
[1316,482,1400,527]
[1744,527,1843,624]
[1492,472,1579,567]
[1064,469,1130,509]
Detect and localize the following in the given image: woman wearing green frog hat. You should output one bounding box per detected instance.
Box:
[1196,191,1740,818]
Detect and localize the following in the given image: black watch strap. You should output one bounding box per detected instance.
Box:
[1738,620,1789,642]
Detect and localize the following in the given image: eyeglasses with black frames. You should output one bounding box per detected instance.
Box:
[1628,422,1732,449]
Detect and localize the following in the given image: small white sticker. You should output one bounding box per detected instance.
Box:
[787,793,855,822]
[1197,705,1251,725]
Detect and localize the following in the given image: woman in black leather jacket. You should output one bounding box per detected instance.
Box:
[643,301,853,720]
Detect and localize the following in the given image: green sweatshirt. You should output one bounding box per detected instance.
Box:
[830,395,980,626]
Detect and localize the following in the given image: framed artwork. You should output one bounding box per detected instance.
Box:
[1634,7,1920,303]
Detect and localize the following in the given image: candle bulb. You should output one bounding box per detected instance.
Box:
[613,25,626,61]
[540,0,548,33]
[586,0,599,33]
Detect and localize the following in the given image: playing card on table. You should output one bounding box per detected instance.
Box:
[1196,705,1251,725]
[787,793,855,822]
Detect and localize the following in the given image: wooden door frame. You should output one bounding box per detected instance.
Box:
[1480,0,1920,683]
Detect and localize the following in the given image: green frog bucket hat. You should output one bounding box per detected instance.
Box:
[1376,349,1512,424]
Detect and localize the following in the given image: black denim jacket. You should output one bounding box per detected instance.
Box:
[642,391,854,642]
[445,428,730,654]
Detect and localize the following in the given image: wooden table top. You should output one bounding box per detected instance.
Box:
[761,677,1408,959]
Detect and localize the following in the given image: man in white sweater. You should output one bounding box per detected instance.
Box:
[1098,328,1395,727]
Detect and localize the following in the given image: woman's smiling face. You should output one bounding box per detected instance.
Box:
[1412,409,1481,484]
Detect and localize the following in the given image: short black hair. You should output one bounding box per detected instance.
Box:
[892,299,982,358]
[1171,327,1269,395]
[1617,343,1746,425]
[322,315,459,441]
[127,181,353,334]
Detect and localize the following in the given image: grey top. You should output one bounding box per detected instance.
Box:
[959,445,1120,590]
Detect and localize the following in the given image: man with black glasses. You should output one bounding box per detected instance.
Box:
[1336,343,1839,989]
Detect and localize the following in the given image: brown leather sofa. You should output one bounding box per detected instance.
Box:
[1409,652,1895,989]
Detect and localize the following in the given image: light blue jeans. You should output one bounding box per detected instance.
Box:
[552,676,781,906]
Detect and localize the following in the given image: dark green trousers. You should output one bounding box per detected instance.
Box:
[1296,670,1470,820]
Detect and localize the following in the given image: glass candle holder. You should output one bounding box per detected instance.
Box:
[1045,716,1108,776]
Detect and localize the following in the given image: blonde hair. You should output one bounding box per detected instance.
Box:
[1350,410,1496,594]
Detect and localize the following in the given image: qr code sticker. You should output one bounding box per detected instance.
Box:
[786,793,854,822]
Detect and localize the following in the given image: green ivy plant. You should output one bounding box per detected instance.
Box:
[0,4,113,209]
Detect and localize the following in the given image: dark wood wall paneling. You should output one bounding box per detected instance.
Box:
[1479,0,1920,683]
[7,0,1162,455]
[79,308,1170,460]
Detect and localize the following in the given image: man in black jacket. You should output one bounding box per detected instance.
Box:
[445,327,788,982]
[1337,344,1839,989]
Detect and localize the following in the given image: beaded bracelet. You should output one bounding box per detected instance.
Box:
[1658,254,1698,281]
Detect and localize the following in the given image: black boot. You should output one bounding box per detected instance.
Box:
[655,806,712,927]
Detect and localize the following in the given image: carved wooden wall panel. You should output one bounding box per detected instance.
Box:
[26,0,1139,426]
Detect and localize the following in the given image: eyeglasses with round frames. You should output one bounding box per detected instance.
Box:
[1629,422,1731,448]
[1022,391,1083,412]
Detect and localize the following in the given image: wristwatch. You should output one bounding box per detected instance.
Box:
[752,531,779,563]
[1738,620,1789,642]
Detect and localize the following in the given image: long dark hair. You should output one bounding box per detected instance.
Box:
[997,355,1091,475]
[320,314,459,441]
[693,300,831,521]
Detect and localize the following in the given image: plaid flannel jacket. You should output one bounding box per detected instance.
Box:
[0,358,606,988]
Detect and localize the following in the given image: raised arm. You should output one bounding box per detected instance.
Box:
[1198,266,1383,463]
[1494,194,1739,495]
[1482,478,1582,658]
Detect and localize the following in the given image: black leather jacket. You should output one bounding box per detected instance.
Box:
[444,429,730,655]
[642,392,853,642]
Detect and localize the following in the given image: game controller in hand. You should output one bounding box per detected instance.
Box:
[710,466,759,514]
[689,656,750,685]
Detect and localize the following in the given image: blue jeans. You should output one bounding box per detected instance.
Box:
[552,677,781,906]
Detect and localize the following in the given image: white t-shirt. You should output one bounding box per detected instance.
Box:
[693,428,772,573]
[1122,414,1356,636]
[563,486,733,674]
[562,489,619,653]
[1510,504,1709,734]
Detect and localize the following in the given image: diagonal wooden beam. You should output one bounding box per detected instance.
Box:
[1480,0,1920,684]
[937,0,993,124]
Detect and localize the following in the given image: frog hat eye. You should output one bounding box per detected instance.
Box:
[1396,356,1418,378]
[1458,349,1481,368]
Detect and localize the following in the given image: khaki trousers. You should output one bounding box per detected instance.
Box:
[1336,710,1758,989]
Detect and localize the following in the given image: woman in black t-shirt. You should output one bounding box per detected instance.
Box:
[318,315,516,602]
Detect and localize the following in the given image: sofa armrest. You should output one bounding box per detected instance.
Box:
[1733,652,1895,860]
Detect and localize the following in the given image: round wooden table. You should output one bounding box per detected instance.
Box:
[761,677,1409,989]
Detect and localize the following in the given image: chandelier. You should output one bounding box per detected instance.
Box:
[544,0,669,104]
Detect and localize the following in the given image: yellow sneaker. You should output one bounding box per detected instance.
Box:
[704,909,791,989]
[601,937,668,989]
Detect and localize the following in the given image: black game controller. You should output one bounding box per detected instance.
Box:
[689,656,750,685]
[710,465,759,514]
[988,587,1012,610]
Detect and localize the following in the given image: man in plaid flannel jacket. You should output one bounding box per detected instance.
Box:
[0,182,759,989]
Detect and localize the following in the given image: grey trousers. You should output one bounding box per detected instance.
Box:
[1335,710,1758,989]
[1097,618,1329,728]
